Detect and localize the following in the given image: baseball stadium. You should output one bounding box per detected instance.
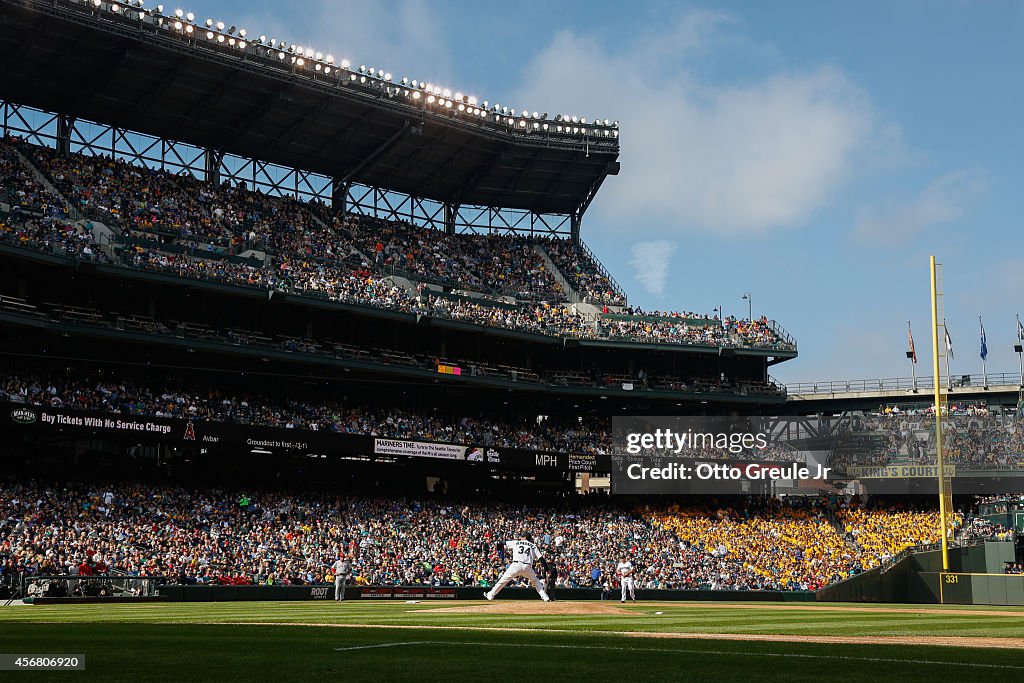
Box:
[0,1,1022,680]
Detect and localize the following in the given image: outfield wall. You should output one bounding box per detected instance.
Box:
[815,541,1024,605]
[152,585,816,602]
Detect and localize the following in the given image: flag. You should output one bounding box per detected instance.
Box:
[1017,315,1024,345]
[980,317,988,361]
[907,321,916,363]
[944,323,954,360]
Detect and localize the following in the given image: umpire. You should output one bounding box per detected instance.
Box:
[542,557,558,602]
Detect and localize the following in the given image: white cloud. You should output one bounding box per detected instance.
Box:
[630,241,676,295]
[509,14,875,236]
[853,169,988,246]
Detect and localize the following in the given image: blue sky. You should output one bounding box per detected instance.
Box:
[178,0,1024,384]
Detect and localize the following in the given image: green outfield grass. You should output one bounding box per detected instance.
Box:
[2,601,1023,682]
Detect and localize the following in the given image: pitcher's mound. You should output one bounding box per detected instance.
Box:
[423,601,633,615]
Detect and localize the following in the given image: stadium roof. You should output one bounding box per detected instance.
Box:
[0,0,620,216]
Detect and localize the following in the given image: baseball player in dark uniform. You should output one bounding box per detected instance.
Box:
[543,557,558,602]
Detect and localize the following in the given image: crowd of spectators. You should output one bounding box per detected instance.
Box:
[836,505,950,566]
[2,485,992,594]
[450,234,562,300]
[0,371,795,457]
[357,221,563,300]
[830,410,1024,471]
[420,290,596,337]
[541,237,626,306]
[0,370,615,455]
[653,498,861,590]
[0,216,109,263]
[13,368,1024,472]
[599,314,789,350]
[1,139,796,351]
[1,139,67,218]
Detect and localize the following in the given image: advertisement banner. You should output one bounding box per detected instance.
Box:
[373,438,467,461]
[845,465,957,479]
[2,402,611,473]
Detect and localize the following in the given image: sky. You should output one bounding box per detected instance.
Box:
[177,0,1024,385]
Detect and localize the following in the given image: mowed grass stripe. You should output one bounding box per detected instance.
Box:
[334,638,1024,671]
[4,602,1024,640]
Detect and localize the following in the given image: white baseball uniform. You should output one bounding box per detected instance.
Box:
[484,540,550,601]
[617,560,636,601]
[332,558,352,600]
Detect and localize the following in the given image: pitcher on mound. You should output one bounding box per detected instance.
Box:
[484,533,551,602]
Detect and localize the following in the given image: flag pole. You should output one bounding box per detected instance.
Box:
[929,256,950,574]
[943,319,952,390]
[980,316,989,389]
[907,321,918,391]
[1016,313,1023,389]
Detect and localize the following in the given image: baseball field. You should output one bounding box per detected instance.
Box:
[2,600,1024,681]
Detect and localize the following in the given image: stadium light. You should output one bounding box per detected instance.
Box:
[120,4,617,146]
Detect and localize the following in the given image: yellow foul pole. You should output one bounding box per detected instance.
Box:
[929,256,950,572]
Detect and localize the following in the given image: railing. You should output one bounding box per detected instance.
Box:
[18,573,172,600]
[577,238,627,304]
[768,320,797,351]
[0,227,795,353]
[878,535,990,574]
[766,375,788,397]
[381,262,504,299]
[788,372,1023,395]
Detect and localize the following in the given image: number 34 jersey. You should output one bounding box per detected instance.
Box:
[506,540,542,564]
